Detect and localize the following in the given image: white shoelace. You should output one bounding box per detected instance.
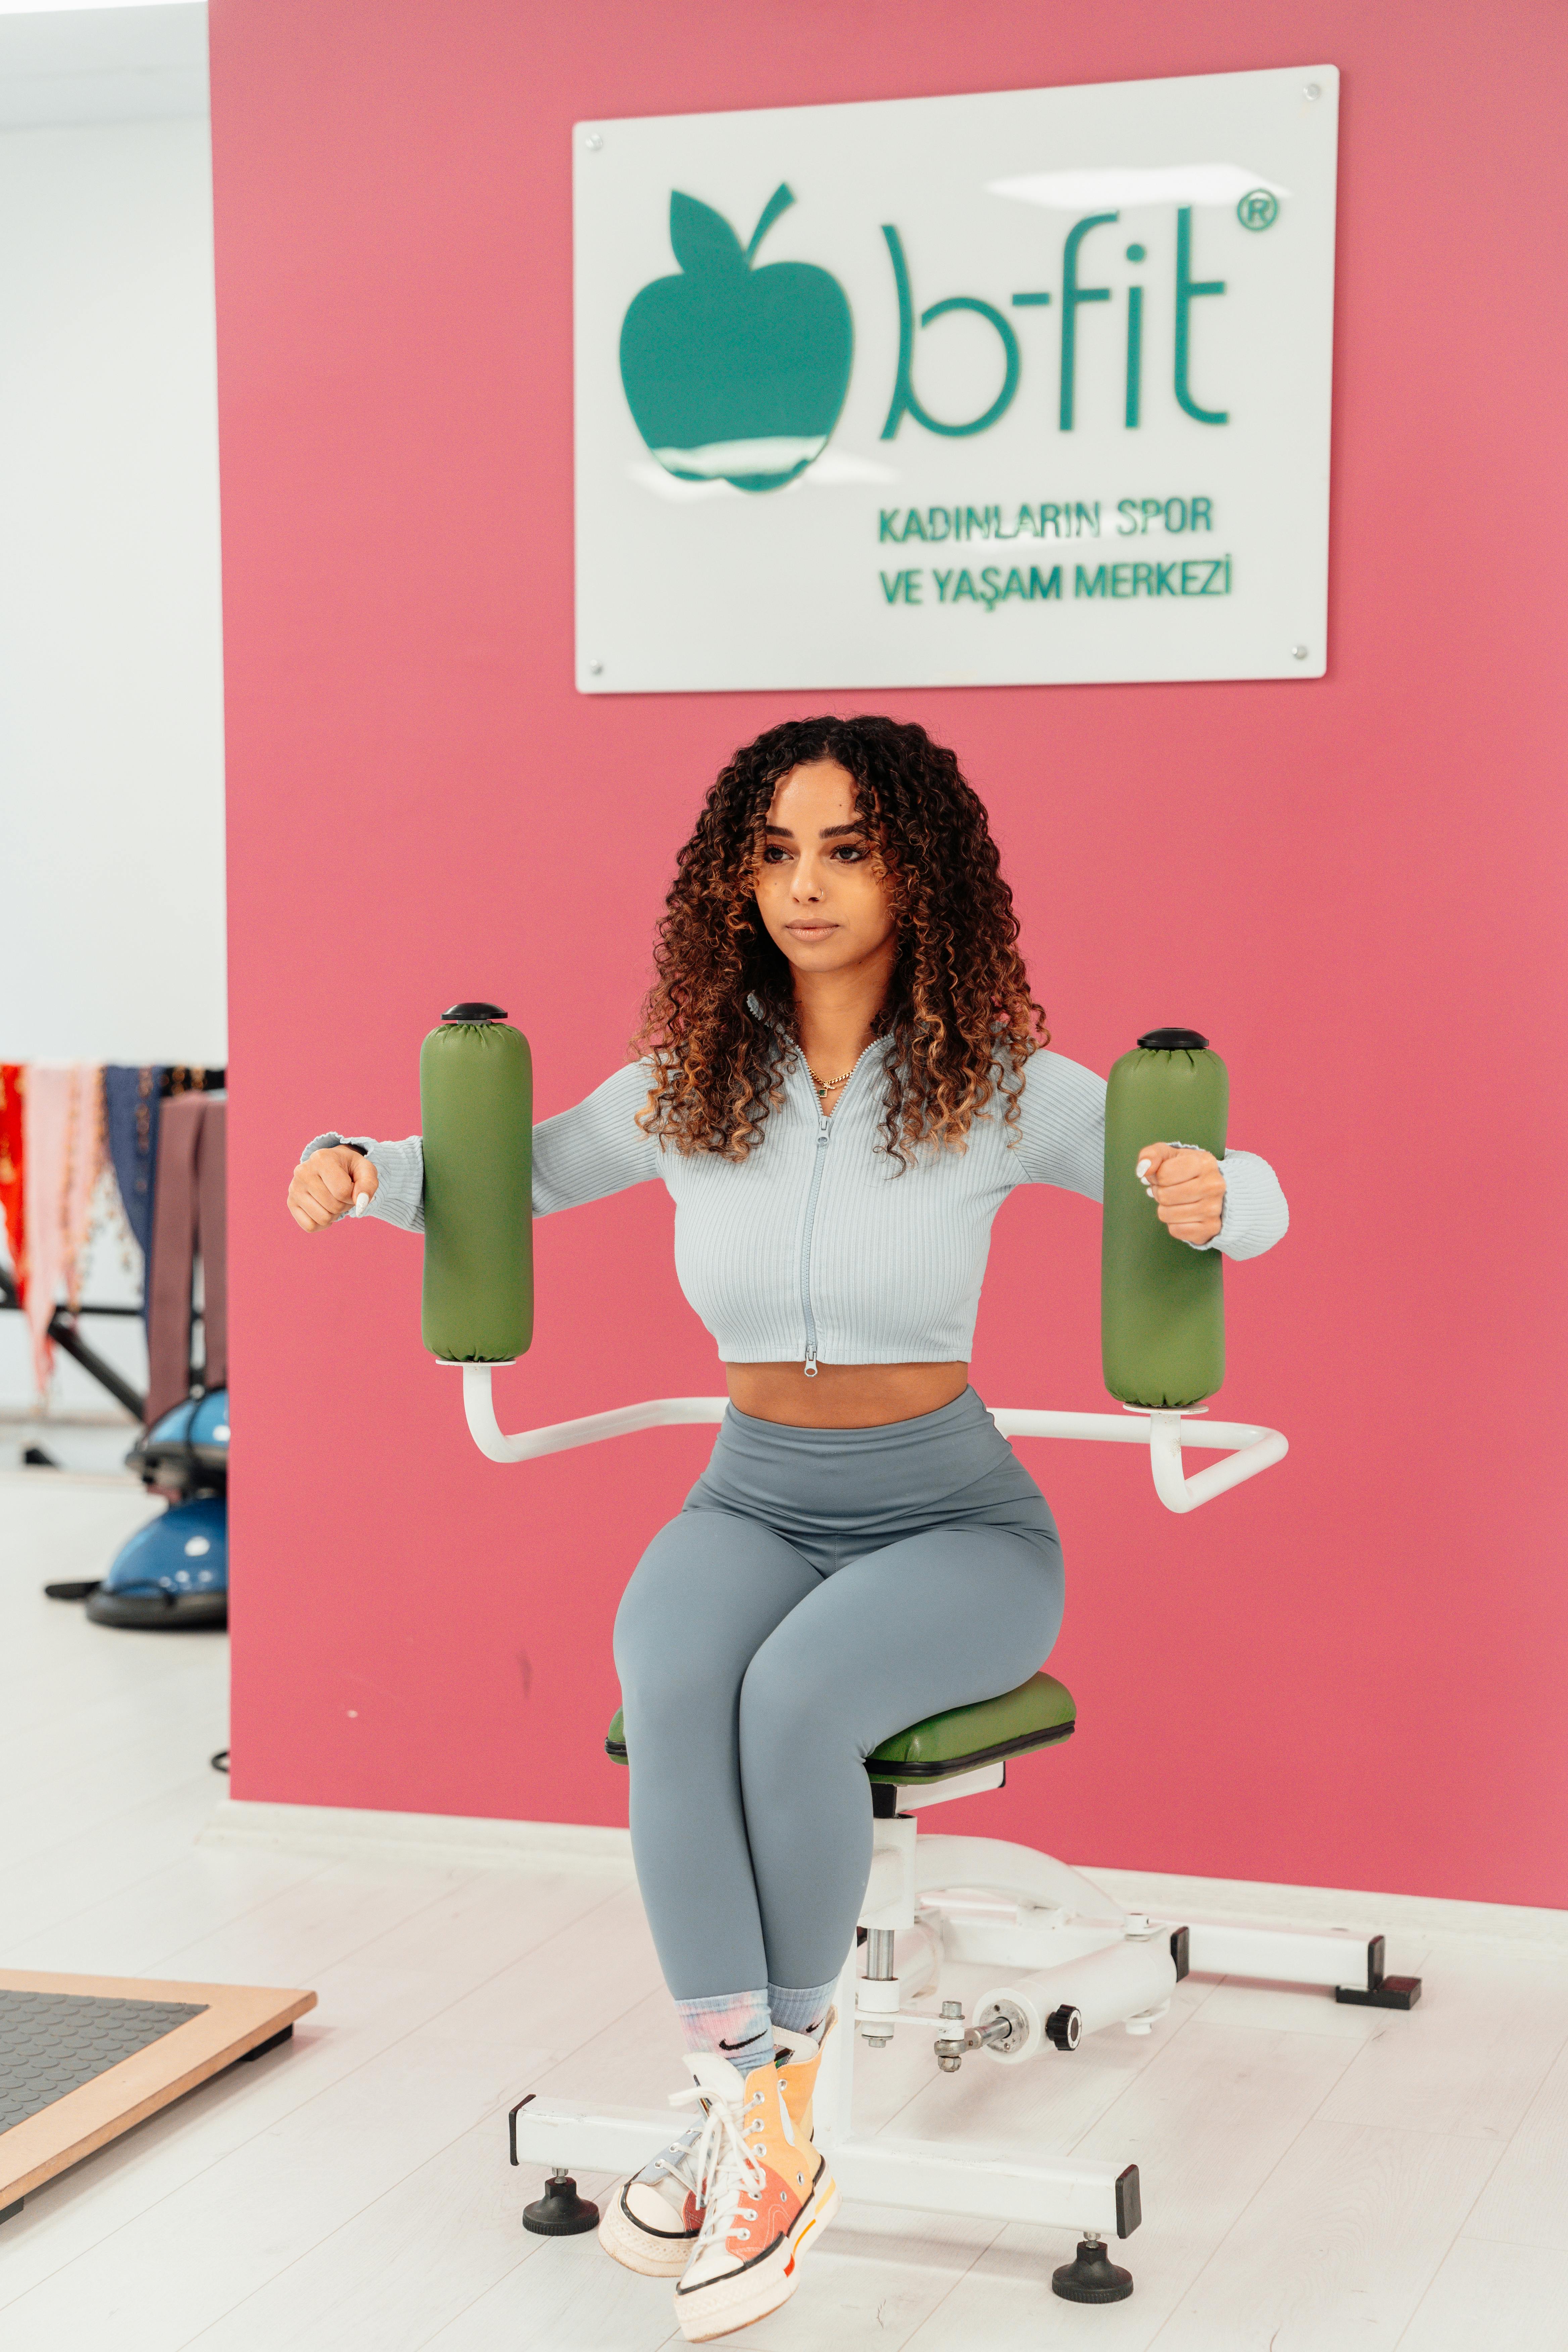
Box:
[669,2082,767,2250]
[644,2119,704,2195]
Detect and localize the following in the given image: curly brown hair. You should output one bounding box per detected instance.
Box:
[634,716,1048,1164]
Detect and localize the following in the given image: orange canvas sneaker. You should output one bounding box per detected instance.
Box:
[773,2007,835,2142]
[670,2048,838,2342]
[598,2013,837,2280]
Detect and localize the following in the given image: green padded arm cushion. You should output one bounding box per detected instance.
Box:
[420,1016,533,1362]
[1102,1036,1228,1409]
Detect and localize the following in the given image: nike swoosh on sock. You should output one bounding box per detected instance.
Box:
[718,2034,769,2053]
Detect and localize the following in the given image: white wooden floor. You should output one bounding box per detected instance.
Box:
[4,1467,1568,2351]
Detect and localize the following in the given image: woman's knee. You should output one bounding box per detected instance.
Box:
[614,1546,774,1747]
[614,1598,737,1736]
[738,1636,864,1782]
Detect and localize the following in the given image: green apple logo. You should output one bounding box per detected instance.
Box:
[619,184,853,493]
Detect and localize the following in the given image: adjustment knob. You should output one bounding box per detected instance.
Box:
[1045,2004,1082,2052]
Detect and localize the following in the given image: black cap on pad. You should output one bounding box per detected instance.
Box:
[1137,1027,1208,1052]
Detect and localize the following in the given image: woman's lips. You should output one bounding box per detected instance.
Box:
[788,921,837,936]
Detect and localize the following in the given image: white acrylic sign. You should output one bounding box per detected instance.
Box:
[574,66,1338,694]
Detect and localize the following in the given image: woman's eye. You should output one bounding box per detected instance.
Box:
[832,844,867,862]
[762,845,791,863]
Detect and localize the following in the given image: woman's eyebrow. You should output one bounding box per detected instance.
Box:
[762,822,866,839]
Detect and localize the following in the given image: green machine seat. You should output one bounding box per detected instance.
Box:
[604,1671,1075,1786]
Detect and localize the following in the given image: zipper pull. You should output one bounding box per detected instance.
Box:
[803,1347,818,1379]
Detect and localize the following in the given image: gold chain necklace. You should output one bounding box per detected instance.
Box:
[810,1065,855,1097]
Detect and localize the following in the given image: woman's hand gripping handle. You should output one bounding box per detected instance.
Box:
[1135,1140,1226,1247]
[286,1144,379,1232]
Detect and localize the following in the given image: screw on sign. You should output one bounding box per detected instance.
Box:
[1236,189,1279,231]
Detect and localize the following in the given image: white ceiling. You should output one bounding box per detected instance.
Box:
[0,3,206,128]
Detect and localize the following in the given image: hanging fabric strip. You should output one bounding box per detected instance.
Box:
[146,1091,202,1427]
[22,1069,67,1383]
[22,1064,104,1393]
[104,1066,165,1310]
[0,1064,25,1301]
[145,1091,228,1425]
[61,1066,102,1313]
[197,1097,226,1394]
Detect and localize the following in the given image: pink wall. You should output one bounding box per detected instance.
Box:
[211,0,1568,1907]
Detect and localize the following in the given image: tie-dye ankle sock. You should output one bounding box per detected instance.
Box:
[768,1977,839,2046]
[674,1988,775,2074]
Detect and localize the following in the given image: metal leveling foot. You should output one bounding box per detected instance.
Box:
[1052,2234,1134,2302]
[522,2168,599,2236]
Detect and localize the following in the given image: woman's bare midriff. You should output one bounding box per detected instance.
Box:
[725,1361,970,1428]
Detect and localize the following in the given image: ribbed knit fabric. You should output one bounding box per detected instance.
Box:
[768,1979,839,2042]
[302,1042,1287,1366]
[673,1989,774,2072]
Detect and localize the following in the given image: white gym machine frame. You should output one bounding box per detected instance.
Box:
[459,1365,1420,2288]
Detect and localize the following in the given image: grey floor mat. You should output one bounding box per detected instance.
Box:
[0,1990,208,2134]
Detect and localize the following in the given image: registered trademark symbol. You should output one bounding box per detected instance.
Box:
[1236,188,1279,231]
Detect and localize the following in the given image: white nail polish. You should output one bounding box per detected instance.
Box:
[353,1193,368,1216]
[1136,1160,1151,1178]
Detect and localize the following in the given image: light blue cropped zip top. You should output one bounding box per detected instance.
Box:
[307,1042,1287,1369]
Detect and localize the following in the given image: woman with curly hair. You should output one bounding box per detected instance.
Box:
[288,713,1287,2343]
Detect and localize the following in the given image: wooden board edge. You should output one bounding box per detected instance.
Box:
[0,1970,318,2006]
[1,1984,317,2205]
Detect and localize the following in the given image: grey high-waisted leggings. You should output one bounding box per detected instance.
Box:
[611,1388,1065,2001]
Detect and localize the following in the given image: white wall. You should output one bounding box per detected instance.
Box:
[0,16,224,1065]
[0,6,219,1420]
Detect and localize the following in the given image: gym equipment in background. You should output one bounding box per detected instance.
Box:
[101,1387,230,1626]
[419,1004,1416,2300]
[0,1970,314,2227]
[44,1388,230,1625]
[85,1491,227,1630]
[127,1383,231,1494]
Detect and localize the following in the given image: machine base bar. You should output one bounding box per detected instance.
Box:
[509,2097,1134,2235]
[832,2135,1135,2237]
[1179,1916,1387,1992]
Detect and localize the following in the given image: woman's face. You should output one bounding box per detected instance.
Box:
[753,760,898,979]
